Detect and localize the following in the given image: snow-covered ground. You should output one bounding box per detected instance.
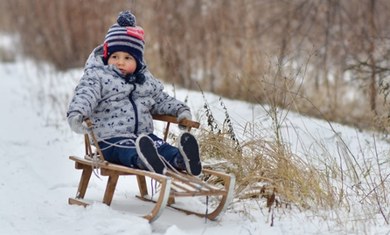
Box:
[1,46,390,234]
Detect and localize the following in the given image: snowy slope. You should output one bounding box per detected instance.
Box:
[1,56,389,235]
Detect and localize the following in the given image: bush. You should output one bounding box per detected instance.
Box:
[1,0,390,132]
[1,0,129,70]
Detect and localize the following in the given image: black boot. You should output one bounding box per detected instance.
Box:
[178,132,202,176]
[136,134,166,174]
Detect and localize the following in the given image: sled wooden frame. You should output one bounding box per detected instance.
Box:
[68,115,235,222]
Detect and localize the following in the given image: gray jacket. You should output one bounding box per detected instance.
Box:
[67,45,189,140]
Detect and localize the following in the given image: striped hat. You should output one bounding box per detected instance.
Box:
[103,11,145,72]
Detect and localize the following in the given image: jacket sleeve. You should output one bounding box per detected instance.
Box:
[66,68,102,118]
[145,70,190,117]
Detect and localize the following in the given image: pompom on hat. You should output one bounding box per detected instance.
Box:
[103,11,145,72]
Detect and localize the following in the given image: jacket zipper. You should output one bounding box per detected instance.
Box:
[128,84,139,135]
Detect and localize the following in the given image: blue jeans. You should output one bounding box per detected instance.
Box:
[98,134,184,170]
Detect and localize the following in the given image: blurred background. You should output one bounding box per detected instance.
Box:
[1,0,390,132]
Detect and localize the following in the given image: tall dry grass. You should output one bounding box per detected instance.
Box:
[197,93,336,211]
[1,1,390,132]
[1,0,130,70]
[195,71,390,225]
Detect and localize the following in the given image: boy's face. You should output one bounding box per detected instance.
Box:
[108,51,137,75]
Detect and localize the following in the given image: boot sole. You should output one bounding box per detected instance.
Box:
[178,132,202,176]
[136,134,166,175]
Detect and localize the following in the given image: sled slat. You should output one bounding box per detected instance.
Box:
[68,198,90,207]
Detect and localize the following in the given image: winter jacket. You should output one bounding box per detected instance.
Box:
[67,45,189,141]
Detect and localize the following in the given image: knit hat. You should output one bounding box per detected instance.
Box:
[103,11,145,72]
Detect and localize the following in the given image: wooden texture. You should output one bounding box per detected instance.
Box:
[68,115,235,222]
[68,156,171,222]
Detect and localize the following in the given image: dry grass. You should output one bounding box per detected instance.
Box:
[1,1,389,132]
[0,0,130,70]
[0,46,15,63]
[15,40,389,229]
[195,81,390,225]
[198,119,336,211]
[1,1,389,226]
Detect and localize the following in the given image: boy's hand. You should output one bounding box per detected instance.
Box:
[177,110,192,130]
[68,113,87,134]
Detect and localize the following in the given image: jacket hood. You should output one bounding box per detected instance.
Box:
[84,44,108,70]
[84,45,146,83]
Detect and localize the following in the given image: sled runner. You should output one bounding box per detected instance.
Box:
[68,115,235,222]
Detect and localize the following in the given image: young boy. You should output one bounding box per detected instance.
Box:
[67,11,201,176]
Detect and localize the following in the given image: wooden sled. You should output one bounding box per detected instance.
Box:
[68,115,235,222]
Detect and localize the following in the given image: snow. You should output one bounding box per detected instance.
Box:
[1,49,390,234]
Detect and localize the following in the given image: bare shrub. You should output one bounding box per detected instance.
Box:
[198,86,390,226]
[0,48,14,62]
[2,0,130,70]
[2,0,390,131]
[139,0,390,132]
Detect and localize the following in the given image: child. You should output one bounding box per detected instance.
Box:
[67,11,202,176]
